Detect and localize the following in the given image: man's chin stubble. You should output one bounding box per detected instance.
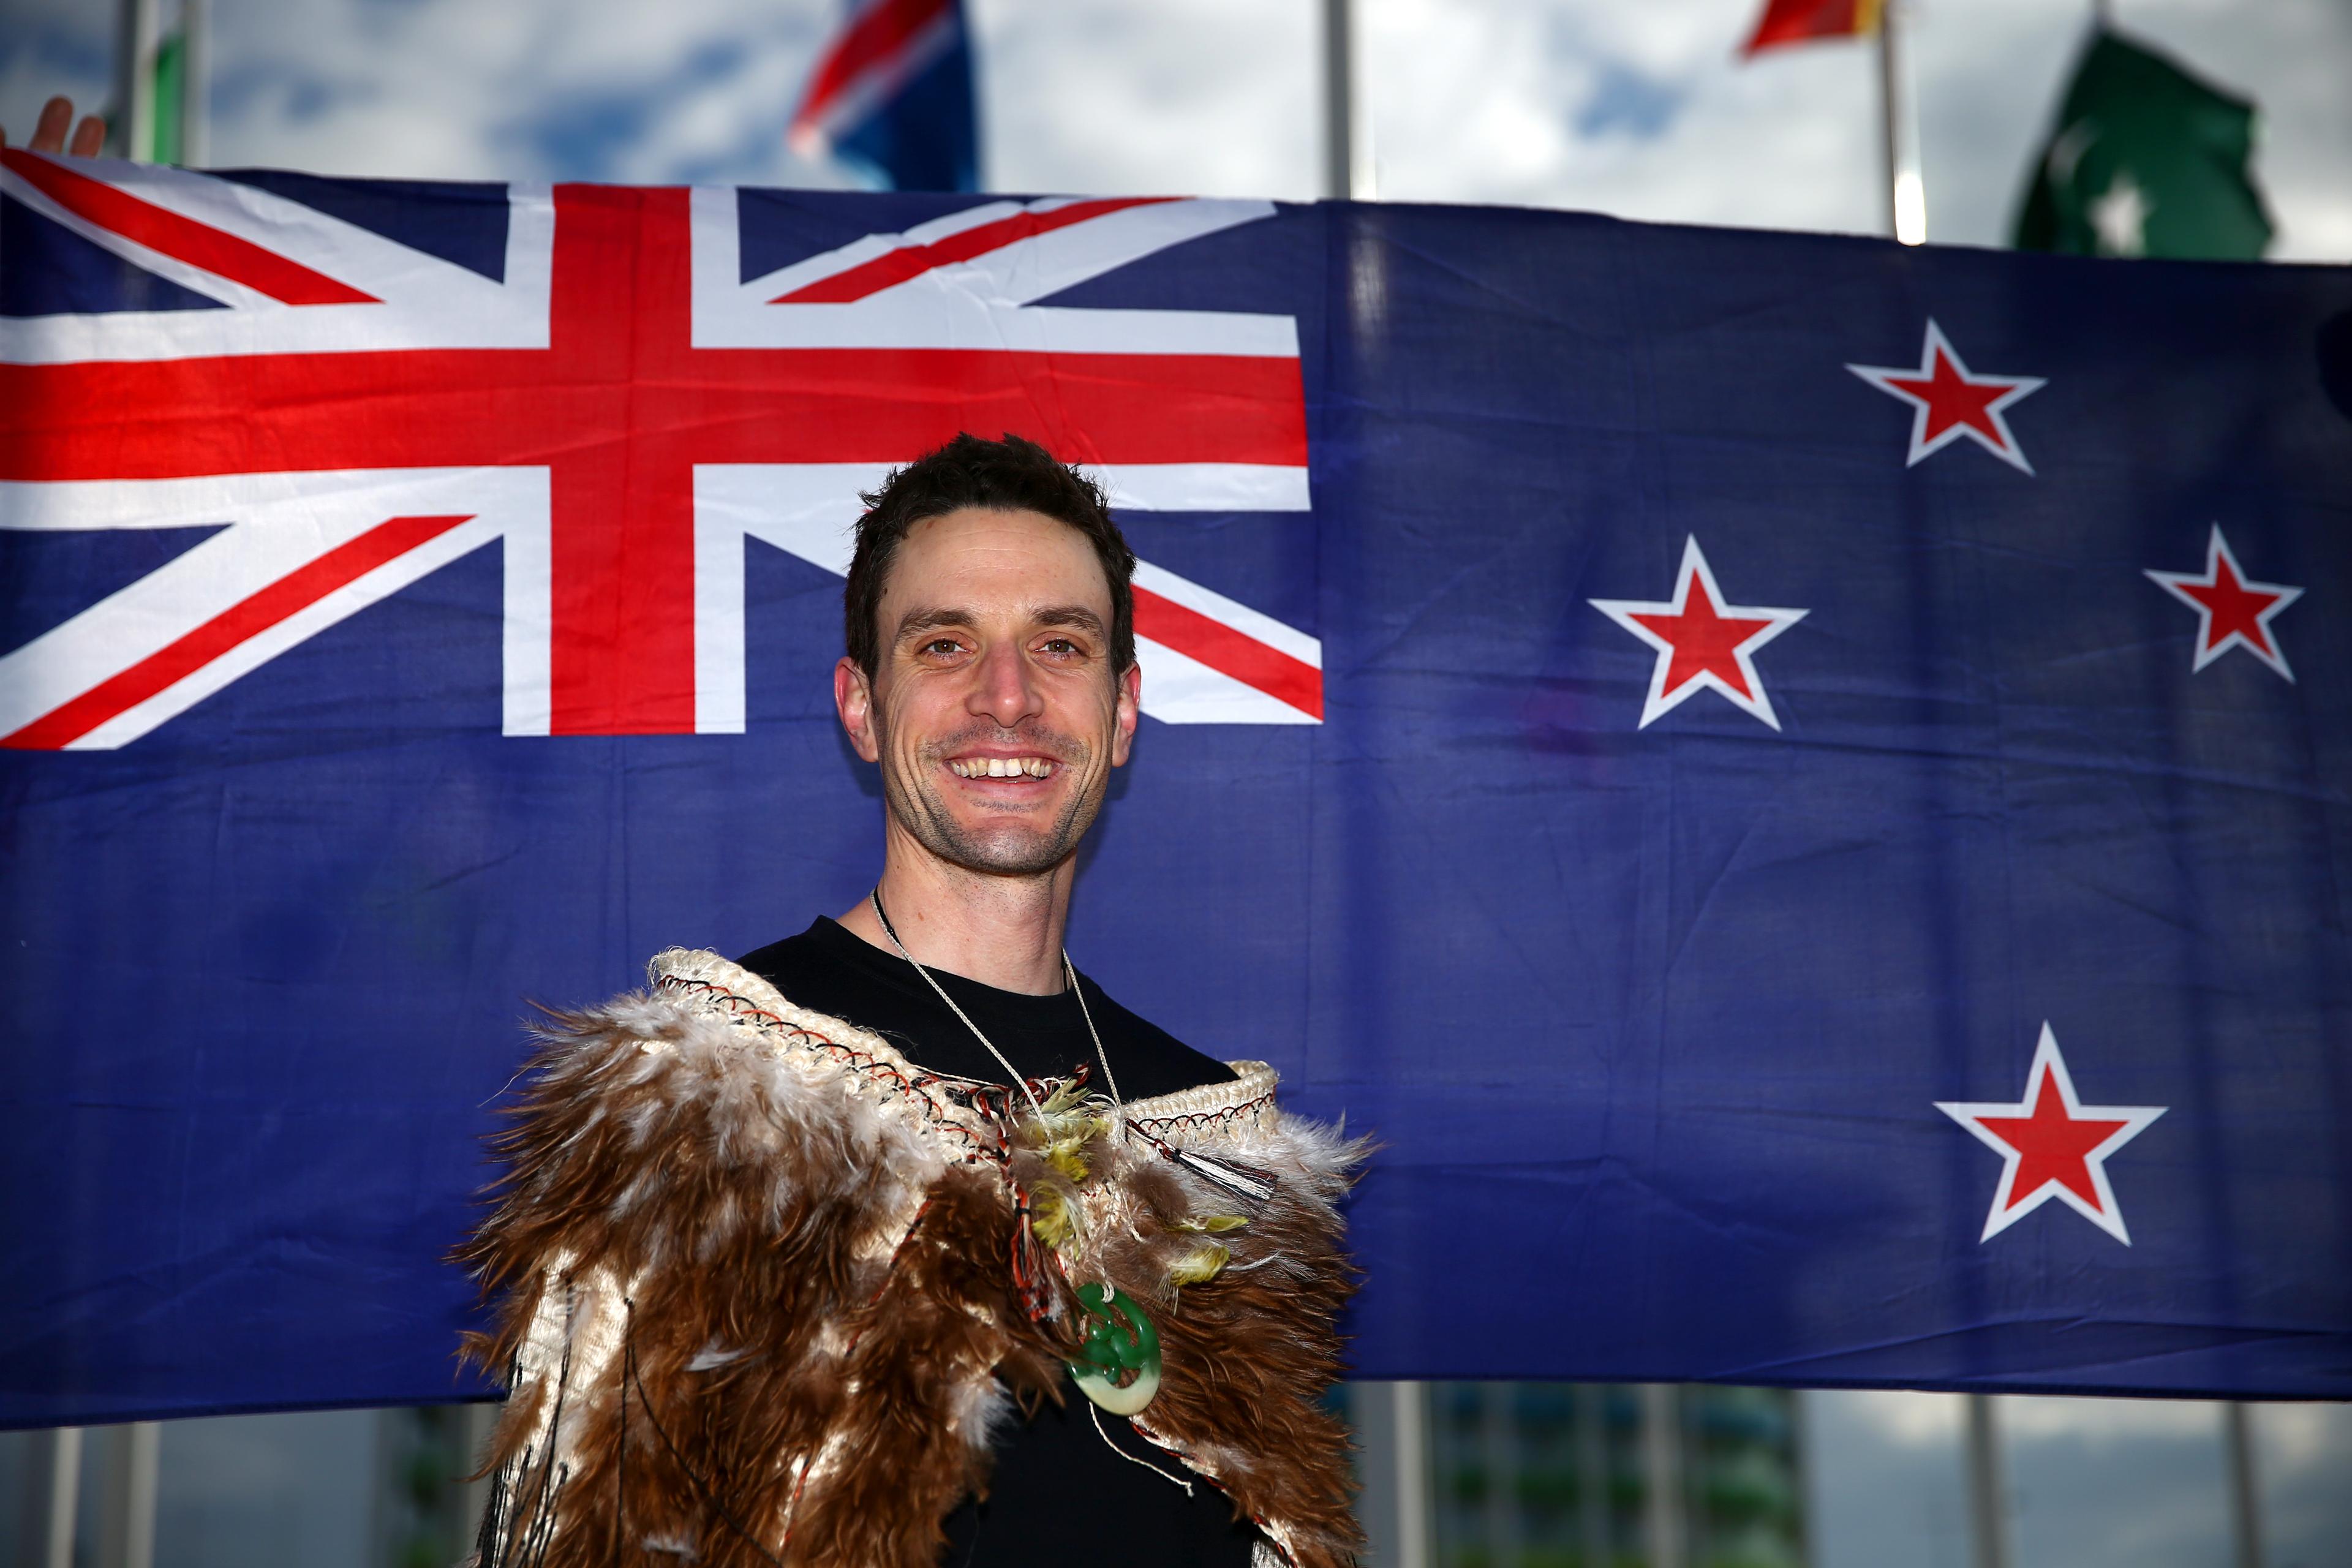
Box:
[888,775,1099,880]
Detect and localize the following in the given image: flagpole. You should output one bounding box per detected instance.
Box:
[2223,1403,2264,1568]
[111,0,161,160]
[29,1428,80,1568]
[1641,1384,1689,1568]
[1322,0,1349,199]
[181,0,208,165]
[1321,0,1374,199]
[1964,1393,2010,1568]
[1391,1381,1430,1568]
[1879,0,1925,242]
[93,1420,159,1568]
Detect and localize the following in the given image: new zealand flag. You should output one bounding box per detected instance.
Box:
[2,148,2348,1425]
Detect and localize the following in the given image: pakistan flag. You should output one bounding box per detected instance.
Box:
[2014,26,2271,260]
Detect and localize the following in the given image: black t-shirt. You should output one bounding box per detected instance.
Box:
[737,918,1261,1568]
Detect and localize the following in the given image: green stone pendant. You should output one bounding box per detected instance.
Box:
[1068,1282,1162,1415]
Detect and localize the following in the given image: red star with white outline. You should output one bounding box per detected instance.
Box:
[1589,537,1807,731]
[1847,318,2046,473]
[1936,1023,2166,1245]
[2144,525,2304,683]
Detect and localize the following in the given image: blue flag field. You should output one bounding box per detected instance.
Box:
[2,152,2349,1426]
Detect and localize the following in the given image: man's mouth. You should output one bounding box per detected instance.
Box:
[946,756,1058,780]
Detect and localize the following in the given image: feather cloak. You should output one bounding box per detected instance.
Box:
[458,948,1370,1568]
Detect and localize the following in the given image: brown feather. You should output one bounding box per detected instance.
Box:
[455,960,1368,1567]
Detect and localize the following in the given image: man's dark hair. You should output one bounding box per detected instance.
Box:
[844,432,1137,679]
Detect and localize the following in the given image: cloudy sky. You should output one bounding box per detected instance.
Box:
[4,0,2350,259]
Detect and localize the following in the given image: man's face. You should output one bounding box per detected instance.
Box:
[836,507,1140,879]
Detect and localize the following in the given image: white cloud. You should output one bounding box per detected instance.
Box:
[1360,0,2351,258]
[4,0,2343,258]
[1368,0,1882,234]
[976,0,1317,199]
[197,0,851,187]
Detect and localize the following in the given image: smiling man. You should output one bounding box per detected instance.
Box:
[462,435,1367,1568]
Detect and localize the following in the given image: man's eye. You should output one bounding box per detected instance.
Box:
[921,638,964,657]
[1039,638,1084,657]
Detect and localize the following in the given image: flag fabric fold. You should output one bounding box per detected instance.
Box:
[2,158,2350,1426]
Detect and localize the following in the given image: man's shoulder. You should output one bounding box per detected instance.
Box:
[733,918,911,1034]
[1077,980,1191,1058]
[735,927,821,987]
[735,915,910,994]
[1075,976,1242,1099]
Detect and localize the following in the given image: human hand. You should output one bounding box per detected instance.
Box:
[1,96,107,156]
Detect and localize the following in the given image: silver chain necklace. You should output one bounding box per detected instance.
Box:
[869,889,1126,1134]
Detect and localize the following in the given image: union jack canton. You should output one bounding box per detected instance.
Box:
[0,152,1321,749]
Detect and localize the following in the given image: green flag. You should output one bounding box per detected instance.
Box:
[149,29,189,165]
[100,0,203,167]
[2013,26,2271,260]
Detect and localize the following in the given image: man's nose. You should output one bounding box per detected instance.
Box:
[967,640,1043,729]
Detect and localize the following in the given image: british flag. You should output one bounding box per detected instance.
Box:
[0,152,1319,750]
[788,0,978,193]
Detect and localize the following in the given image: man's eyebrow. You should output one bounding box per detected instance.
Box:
[1031,606,1107,636]
[894,607,977,643]
[892,606,1107,642]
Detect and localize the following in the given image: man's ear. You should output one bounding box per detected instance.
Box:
[835,657,881,763]
[1110,661,1140,767]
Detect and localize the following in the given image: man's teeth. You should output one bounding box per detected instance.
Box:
[949,757,1056,779]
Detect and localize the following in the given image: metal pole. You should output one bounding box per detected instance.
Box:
[458,1400,502,1557]
[21,1428,82,1568]
[111,0,162,160]
[94,1422,160,1568]
[1320,0,1373,199]
[1321,0,1349,199]
[1480,1384,1517,1567]
[2225,1402,2264,1568]
[1392,1381,1431,1568]
[1574,1386,1610,1568]
[1964,1394,2010,1568]
[1640,1385,1686,1568]
[1877,0,1925,243]
[181,0,208,165]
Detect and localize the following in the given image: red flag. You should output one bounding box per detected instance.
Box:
[1741,0,1883,55]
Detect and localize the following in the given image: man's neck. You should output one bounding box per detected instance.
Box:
[836,846,1075,996]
